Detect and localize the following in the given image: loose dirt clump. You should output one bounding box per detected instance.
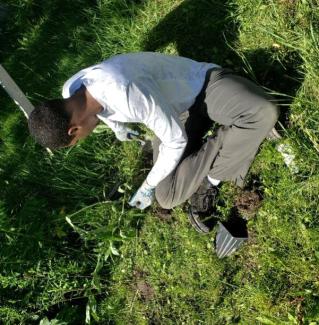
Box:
[235,190,262,219]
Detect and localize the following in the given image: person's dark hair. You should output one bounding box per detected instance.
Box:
[28,99,74,149]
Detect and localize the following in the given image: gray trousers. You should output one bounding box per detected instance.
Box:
[154,68,279,209]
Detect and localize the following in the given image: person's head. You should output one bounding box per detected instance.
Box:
[28,99,73,149]
[28,94,100,149]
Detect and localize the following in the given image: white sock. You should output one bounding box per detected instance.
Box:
[207,175,221,186]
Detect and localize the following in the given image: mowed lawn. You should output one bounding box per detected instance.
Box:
[0,0,318,324]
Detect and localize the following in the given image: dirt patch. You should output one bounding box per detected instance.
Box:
[153,206,173,223]
[235,190,262,219]
[136,280,155,301]
[133,269,155,302]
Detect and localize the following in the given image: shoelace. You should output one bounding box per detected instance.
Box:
[198,187,218,212]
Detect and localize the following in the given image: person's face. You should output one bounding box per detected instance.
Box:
[67,115,100,147]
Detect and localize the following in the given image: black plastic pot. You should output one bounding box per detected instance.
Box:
[215,217,248,258]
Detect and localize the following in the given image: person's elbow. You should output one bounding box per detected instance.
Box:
[170,133,188,150]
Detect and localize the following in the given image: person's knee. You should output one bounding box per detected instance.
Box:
[157,200,175,210]
[266,102,279,124]
[155,189,175,210]
[256,101,279,130]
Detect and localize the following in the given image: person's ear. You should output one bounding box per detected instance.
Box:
[68,126,82,136]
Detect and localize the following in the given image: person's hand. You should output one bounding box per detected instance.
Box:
[129,180,155,210]
[115,128,139,142]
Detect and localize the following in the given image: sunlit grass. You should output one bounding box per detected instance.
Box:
[0,0,318,323]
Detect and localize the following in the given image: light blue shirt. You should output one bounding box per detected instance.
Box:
[62,52,219,187]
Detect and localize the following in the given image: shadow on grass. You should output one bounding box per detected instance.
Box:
[0,0,145,322]
[0,0,103,261]
[143,0,304,128]
[239,47,304,127]
[143,0,238,64]
[1,0,96,101]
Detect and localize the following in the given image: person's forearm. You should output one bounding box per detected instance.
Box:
[146,142,187,187]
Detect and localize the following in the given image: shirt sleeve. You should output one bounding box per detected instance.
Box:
[98,116,128,135]
[127,79,188,187]
[62,71,85,99]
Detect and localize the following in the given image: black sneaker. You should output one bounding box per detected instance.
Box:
[188,178,220,234]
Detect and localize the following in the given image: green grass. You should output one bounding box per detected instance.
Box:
[0,0,318,324]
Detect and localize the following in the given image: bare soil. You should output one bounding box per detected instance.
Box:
[153,206,173,223]
[133,269,155,301]
[235,190,262,219]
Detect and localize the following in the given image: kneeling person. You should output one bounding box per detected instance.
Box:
[28,52,279,225]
